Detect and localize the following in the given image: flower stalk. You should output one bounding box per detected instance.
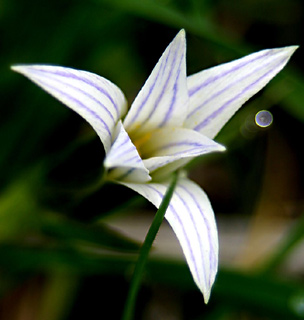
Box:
[122,172,178,320]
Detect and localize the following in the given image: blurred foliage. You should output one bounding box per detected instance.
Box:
[1,0,304,319]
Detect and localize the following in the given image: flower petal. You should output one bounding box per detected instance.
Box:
[11,65,128,153]
[121,177,218,303]
[104,121,151,183]
[185,46,298,139]
[123,30,189,139]
[141,127,225,173]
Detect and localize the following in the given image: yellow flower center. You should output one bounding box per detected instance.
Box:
[132,131,152,158]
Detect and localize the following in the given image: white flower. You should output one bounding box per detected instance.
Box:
[11,30,297,302]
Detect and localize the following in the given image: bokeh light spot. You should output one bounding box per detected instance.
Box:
[255,110,273,128]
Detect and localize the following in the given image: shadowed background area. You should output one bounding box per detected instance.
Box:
[1,0,304,319]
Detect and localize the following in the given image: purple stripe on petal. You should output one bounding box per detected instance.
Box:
[187,53,284,120]
[124,155,143,163]
[146,159,172,172]
[126,49,168,125]
[149,140,205,154]
[31,68,120,117]
[145,146,210,172]
[179,184,217,287]
[114,168,136,181]
[167,146,214,157]
[145,45,178,120]
[188,50,274,97]
[194,56,289,132]
[37,78,112,138]
[147,185,201,282]
[109,135,131,156]
[159,52,184,127]
[174,188,207,286]
[126,37,185,130]
[111,146,138,160]
[30,71,116,123]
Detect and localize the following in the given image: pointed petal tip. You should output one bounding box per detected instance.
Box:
[218,144,226,152]
[286,45,299,53]
[203,290,211,304]
[11,64,24,72]
[172,29,186,45]
[198,265,216,304]
[287,45,299,59]
[211,140,226,153]
[200,278,215,304]
[279,45,299,57]
[11,65,39,79]
[177,28,186,38]
[11,64,37,75]
[123,27,188,135]
[270,45,299,58]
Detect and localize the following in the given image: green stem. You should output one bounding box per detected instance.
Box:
[121,173,178,320]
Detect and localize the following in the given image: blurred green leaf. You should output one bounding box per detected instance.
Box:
[1,243,304,319]
[276,70,304,122]
[41,214,140,252]
[213,269,304,320]
[0,165,140,252]
[95,0,227,48]
[0,172,40,241]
